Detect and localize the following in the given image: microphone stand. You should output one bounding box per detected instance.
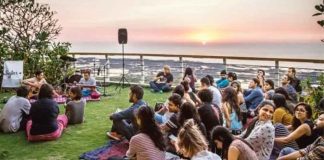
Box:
[98,60,110,97]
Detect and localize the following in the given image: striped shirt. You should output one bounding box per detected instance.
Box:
[126,133,165,160]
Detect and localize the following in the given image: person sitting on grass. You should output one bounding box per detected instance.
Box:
[162,102,207,154]
[287,67,302,93]
[216,69,229,89]
[201,76,222,108]
[0,86,31,133]
[107,85,146,141]
[227,72,238,84]
[65,86,86,124]
[263,79,275,100]
[277,112,324,160]
[281,74,297,103]
[272,93,294,126]
[243,78,264,117]
[212,126,258,160]
[222,87,243,135]
[180,80,201,105]
[275,103,319,150]
[197,88,223,141]
[22,70,59,98]
[149,65,173,93]
[257,69,266,88]
[78,69,100,98]
[126,106,166,160]
[182,67,197,93]
[175,119,221,160]
[240,100,275,160]
[155,93,182,125]
[26,84,68,142]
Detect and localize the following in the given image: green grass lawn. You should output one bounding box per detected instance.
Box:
[0,85,169,160]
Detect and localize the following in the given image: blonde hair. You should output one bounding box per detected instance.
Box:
[163,65,170,71]
[176,119,208,158]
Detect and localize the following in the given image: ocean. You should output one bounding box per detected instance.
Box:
[69,41,323,88]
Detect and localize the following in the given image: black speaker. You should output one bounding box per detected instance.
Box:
[118,28,127,44]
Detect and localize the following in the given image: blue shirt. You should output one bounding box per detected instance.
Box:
[216,78,229,88]
[244,87,264,111]
[111,99,146,121]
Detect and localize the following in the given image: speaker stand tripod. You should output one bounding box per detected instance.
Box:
[115,43,130,92]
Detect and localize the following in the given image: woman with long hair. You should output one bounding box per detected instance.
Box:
[212,126,257,160]
[275,87,295,112]
[272,93,294,126]
[180,80,201,105]
[275,103,319,149]
[164,102,207,154]
[240,100,275,160]
[222,87,242,135]
[182,67,197,93]
[177,102,206,136]
[176,119,221,160]
[231,81,244,105]
[126,106,166,159]
[264,79,275,100]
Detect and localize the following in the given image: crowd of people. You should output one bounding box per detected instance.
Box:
[113,66,323,160]
[0,66,323,160]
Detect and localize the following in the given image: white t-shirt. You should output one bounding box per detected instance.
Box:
[208,86,222,107]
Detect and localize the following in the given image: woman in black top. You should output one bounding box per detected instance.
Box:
[275,103,319,149]
[26,84,68,141]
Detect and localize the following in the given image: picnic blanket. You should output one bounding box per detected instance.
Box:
[29,96,100,104]
[79,139,129,160]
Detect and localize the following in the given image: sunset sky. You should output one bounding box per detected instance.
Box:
[37,0,323,57]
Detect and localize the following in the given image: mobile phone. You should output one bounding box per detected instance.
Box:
[168,134,177,141]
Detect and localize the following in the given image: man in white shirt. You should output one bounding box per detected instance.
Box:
[200,76,222,108]
[78,70,98,97]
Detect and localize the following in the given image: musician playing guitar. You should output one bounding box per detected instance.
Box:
[22,70,59,98]
[22,70,47,98]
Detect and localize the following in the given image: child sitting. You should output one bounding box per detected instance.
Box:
[65,87,86,124]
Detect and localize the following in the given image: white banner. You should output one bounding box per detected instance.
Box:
[2,61,24,88]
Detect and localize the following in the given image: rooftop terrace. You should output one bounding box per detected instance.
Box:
[0,85,168,159]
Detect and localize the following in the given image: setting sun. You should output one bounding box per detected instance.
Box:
[187,31,223,45]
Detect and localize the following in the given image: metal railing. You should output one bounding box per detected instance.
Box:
[69,52,324,88]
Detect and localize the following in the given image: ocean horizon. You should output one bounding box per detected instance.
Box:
[70,41,324,60]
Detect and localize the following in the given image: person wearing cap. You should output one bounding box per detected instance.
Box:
[149,65,174,93]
